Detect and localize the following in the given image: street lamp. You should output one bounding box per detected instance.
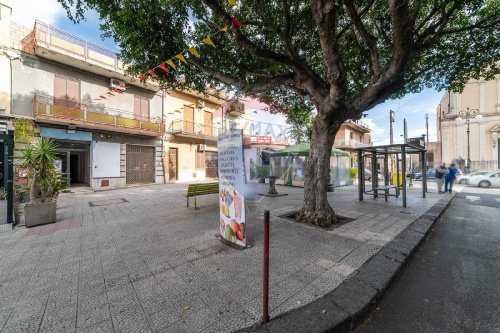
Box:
[456,107,482,173]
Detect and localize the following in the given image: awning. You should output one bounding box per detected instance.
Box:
[270,143,350,157]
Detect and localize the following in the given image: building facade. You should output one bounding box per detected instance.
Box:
[334,119,372,167]
[437,75,500,171]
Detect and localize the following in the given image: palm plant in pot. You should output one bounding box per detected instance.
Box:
[19,138,65,227]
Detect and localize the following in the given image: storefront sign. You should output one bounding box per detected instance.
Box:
[217,130,247,248]
[407,137,425,149]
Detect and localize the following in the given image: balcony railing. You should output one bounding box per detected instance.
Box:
[168,119,222,138]
[33,94,164,135]
[33,21,122,71]
[335,139,371,148]
[346,119,370,130]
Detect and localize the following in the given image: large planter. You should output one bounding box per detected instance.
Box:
[24,201,56,228]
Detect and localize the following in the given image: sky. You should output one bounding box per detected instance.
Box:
[9,0,444,143]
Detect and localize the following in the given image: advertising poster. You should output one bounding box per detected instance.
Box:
[217,130,247,249]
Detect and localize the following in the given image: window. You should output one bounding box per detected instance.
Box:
[204,111,213,135]
[349,131,353,140]
[134,96,149,119]
[54,76,80,107]
[195,151,205,169]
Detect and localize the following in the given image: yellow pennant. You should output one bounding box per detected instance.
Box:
[220,25,229,33]
[166,59,176,70]
[202,37,215,47]
[188,47,200,58]
[228,0,237,6]
[175,53,188,65]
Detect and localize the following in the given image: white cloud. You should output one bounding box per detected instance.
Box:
[8,0,65,27]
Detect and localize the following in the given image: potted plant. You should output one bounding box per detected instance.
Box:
[256,165,270,183]
[18,138,65,227]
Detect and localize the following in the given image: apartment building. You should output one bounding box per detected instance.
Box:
[437,75,500,171]
[1,4,164,190]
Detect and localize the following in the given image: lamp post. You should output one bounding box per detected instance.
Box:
[456,107,482,173]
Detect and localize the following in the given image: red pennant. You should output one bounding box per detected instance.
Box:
[113,88,123,94]
[231,17,241,28]
[119,84,127,89]
[99,96,107,100]
[158,63,170,73]
[138,75,147,81]
[107,92,115,96]
[148,69,159,78]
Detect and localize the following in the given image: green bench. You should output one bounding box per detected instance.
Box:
[184,182,219,209]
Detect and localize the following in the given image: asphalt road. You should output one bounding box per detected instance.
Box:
[354,189,500,333]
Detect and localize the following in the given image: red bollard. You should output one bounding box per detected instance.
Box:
[262,210,270,324]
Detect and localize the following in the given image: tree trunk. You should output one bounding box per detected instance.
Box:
[297,113,341,227]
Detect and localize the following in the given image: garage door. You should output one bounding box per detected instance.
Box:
[126,145,155,184]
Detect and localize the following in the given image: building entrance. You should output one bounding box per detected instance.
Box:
[54,141,90,187]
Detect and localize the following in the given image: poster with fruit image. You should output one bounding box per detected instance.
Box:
[218,130,247,249]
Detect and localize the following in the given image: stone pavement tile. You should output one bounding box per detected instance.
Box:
[108,296,151,333]
[153,320,191,333]
[76,319,114,333]
[1,312,44,333]
[0,306,13,331]
[76,304,112,330]
[146,307,183,333]
[353,253,402,293]
[39,316,76,333]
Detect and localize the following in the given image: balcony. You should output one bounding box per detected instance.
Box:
[334,139,371,149]
[33,94,164,136]
[345,119,371,133]
[225,100,245,117]
[168,119,222,141]
[27,21,159,91]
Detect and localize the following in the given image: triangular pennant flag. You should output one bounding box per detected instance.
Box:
[148,69,159,78]
[158,63,170,73]
[107,92,115,96]
[166,59,176,70]
[138,75,147,81]
[119,84,127,89]
[220,25,229,33]
[99,96,107,100]
[231,17,242,28]
[112,88,123,94]
[188,47,200,58]
[175,53,188,65]
[228,0,237,6]
[203,37,215,47]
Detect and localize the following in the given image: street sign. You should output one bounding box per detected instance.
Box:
[407,137,425,148]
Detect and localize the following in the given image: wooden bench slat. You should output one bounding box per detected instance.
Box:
[184,182,219,208]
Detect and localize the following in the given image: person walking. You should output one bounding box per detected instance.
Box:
[435,163,448,193]
[444,163,458,193]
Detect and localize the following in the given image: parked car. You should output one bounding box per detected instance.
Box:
[364,168,384,182]
[414,168,462,181]
[467,170,500,188]
[456,170,490,184]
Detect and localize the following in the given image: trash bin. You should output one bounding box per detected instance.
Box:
[391,172,404,186]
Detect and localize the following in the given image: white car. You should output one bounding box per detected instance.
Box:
[456,170,491,184]
[468,170,500,188]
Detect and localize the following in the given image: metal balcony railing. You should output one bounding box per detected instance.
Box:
[33,21,122,71]
[346,119,370,130]
[169,119,222,137]
[33,94,164,134]
[335,139,371,148]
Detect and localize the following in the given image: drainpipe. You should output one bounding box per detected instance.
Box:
[161,91,166,184]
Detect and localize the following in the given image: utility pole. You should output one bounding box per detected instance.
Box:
[425,113,429,142]
[403,118,408,143]
[389,110,395,145]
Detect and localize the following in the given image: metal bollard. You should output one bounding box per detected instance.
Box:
[262,210,270,324]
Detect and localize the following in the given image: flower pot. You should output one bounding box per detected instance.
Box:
[24,201,56,228]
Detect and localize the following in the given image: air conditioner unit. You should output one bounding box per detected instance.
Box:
[110,78,126,90]
[196,100,205,108]
[198,144,207,152]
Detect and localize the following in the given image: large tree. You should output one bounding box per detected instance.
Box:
[60,0,499,226]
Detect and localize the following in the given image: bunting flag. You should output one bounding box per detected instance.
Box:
[119,84,127,89]
[148,69,159,78]
[175,53,188,65]
[228,0,237,6]
[112,88,124,94]
[166,59,176,70]
[203,37,215,47]
[188,47,200,58]
[107,92,115,96]
[231,17,242,28]
[99,96,107,100]
[138,75,147,81]
[220,25,229,33]
[158,63,170,73]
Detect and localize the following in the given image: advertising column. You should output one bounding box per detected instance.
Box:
[217,130,247,249]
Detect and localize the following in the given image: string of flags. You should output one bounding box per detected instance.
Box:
[92,1,241,102]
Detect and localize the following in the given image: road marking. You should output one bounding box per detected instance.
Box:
[465,195,481,203]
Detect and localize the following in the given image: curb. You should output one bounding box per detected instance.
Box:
[237,194,456,333]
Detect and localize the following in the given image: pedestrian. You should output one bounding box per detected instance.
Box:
[444,163,458,193]
[435,163,448,193]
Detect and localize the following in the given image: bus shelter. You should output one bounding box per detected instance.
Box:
[356,143,427,208]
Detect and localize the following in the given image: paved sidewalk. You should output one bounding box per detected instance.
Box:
[0,183,445,332]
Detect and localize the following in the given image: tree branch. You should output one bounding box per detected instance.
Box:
[342,0,381,80]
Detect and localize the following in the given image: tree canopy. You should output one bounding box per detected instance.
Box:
[59,0,499,119]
